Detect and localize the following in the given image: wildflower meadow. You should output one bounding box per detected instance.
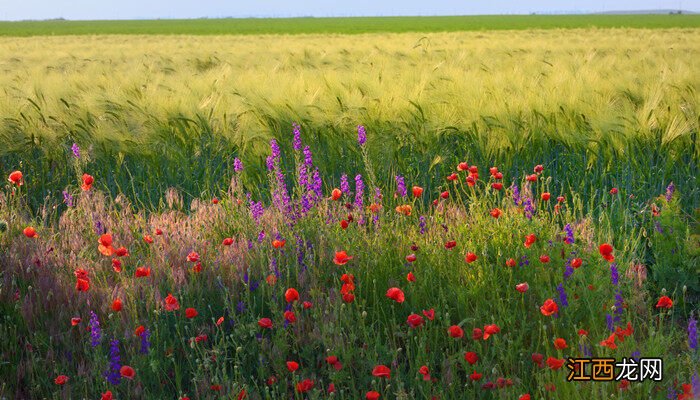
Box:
[1,123,698,399]
[0,16,699,400]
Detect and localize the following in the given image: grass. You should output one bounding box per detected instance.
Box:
[0,130,698,399]
[0,15,699,36]
[0,30,698,212]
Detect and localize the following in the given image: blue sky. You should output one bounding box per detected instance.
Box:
[1,0,698,21]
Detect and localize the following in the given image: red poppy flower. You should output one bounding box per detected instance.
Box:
[285,288,299,303]
[440,191,449,199]
[76,277,90,292]
[541,192,551,201]
[395,204,413,216]
[571,258,582,268]
[143,235,153,244]
[518,394,530,400]
[470,371,482,381]
[284,311,296,323]
[610,187,618,195]
[372,365,391,379]
[490,208,503,218]
[539,254,550,263]
[599,243,614,262]
[185,308,198,319]
[412,186,423,197]
[326,355,339,365]
[54,375,68,385]
[135,267,150,278]
[342,293,355,303]
[526,174,537,182]
[444,240,457,250]
[101,391,113,400]
[678,383,693,400]
[371,204,389,218]
[165,293,180,311]
[98,234,114,256]
[505,258,516,267]
[333,250,353,265]
[211,385,221,391]
[406,254,417,263]
[120,365,135,379]
[187,251,200,262]
[216,316,224,326]
[115,247,128,257]
[464,175,475,187]
[386,287,405,303]
[458,162,469,171]
[303,301,312,309]
[534,165,544,174]
[546,357,565,370]
[407,313,424,328]
[540,299,558,316]
[81,174,94,191]
[71,317,81,326]
[23,226,38,238]
[472,328,483,340]
[222,237,233,246]
[331,188,342,201]
[599,333,617,349]
[286,361,299,372]
[494,172,503,180]
[448,325,464,338]
[422,309,435,320]
[295,379,314,393]
[447,173,458,181]
[464,351,478,365]
[483,324,500,340]
[531,353,544,368]
[190,262,201,273]
[340,219,349,229]
[491,182,503,190]
[655,295,673,309]
[515,282,529,293]
[258,317,273,329]
[327,383,335,393]
[406,272,416,282]
[155,228,163,235]
[134,325,145,336]
[112,298,123,312]
[365,390,379,400]
[524,234,536,248]
[8,170,23,185]
[616,322,634,339]
[553,338,567,349]
[465,252,477,263]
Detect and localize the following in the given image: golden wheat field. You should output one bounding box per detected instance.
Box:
[1,28,698,150]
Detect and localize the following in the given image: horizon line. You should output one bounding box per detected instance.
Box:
[1,9,699,23]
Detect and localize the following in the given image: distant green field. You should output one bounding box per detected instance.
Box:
[0,14,699,36]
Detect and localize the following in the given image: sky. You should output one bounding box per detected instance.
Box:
[0,0,697,21]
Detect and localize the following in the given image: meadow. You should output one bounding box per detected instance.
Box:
[0,21,699,400]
